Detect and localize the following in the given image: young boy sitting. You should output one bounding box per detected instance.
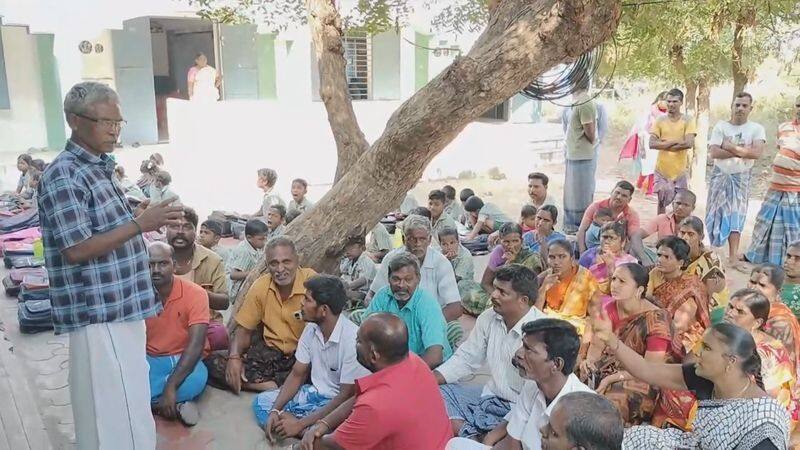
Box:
[338,236,376,309]
[288,178,314,216]
[438,227,474,284]
[149,170,180,204]
[266,204,287,239]
[520,204,537,234]
[457,188,475,224]
[226,219,269,299]
[585,207,614,250]
[19,170,41,209]
[198,220,230,264]
[114,166,146,201]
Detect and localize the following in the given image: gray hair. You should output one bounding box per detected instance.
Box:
[266,236,296,255]
[402,214,432,236]
[556,392,624,450]
[63,82,120,116]
[387,252,421,277]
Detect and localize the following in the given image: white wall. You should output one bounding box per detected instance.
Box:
[0,26,47,154]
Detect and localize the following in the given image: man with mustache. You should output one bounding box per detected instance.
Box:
[204,237,317,393]
[299,314,452,450]
[447,318,594,449]
[146,242,210,426]
[363,252,452,368]
[435,264,544,441]
[706,92,766,267]
[167,207,230,350]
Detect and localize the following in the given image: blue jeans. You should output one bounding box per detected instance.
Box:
[147,354,208,404]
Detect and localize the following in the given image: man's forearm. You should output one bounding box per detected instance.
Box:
[230,270,248,281]
[272,371,305,412]
[301,387,355,427]
[230,327,253,357]
[62,220,140,265]
[442,302,462,322]
[422,346,444,369]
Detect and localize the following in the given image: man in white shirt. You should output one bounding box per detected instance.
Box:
[445,318,594,450]
[526,172,559,210]
[256,275,369,443]
[434,264,544,438]
[706,92,767,266]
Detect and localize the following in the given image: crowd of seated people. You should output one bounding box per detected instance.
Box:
[22,143,800,450]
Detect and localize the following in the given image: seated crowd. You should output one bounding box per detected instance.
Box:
[86,158,800,449]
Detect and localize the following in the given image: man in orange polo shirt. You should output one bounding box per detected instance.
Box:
[204,236,317,393]
[146,242,211,426]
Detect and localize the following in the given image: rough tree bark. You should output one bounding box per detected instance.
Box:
[731,8,755,101]
[227,0,623,325]
[669,45,696,115]
[308,0,370,182]
[689,76,711,209]
[685,80,697,115]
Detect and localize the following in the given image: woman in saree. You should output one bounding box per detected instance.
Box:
[724,288,799,424]
[678,216,730,322]
[595,315,790,450]
[648,236,711,429]
[537,239,599,333]
[188,52,221,103]
[460,222,542,315]
[579,263,673,425]
[749,264,800,387]
[579,221,637,297]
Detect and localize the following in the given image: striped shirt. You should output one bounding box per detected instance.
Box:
[339,252,376,294]
[38,141,159,334]
[771,121,800,192]
[226,239,263,298]
[436,306,545,401]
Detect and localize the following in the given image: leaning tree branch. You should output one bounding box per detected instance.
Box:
[308,0,370,182]
[227,0,622,329]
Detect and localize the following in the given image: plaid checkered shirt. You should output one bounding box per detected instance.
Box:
[38,141,159,334]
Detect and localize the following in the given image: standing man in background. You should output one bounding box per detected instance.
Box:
[38,82,184,449]
[562,80,598,235]
[706,92,766,266]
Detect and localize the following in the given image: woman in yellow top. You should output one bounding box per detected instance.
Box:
[536,239,599,333]
[678,216,729,322]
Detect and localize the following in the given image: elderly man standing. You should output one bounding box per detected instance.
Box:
[38,82,184,449]
[208,237,317,393]
[367,214,464,344]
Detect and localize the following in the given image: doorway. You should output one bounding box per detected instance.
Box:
[149,17,215,140]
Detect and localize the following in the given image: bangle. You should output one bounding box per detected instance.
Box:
[131,218,143,234]
[228,354,241,360]
[269,408,282,416]
[317,419,332,432]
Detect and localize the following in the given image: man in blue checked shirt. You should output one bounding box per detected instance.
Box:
[38,82,184,450]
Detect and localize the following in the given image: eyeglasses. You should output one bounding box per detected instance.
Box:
[74,113,127,129]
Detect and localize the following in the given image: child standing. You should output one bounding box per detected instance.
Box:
[339,236,376,309]
[226,219,268,299]
[288,178,314,215]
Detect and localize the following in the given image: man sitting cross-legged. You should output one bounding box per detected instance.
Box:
[256,275,369,443]
[435,264,544,439]
[146,242,211,427]
[365,214,464,345]
[448,318,593,449]
[363,252,453,368]
[299,313,453,450]
[208,237,317,393]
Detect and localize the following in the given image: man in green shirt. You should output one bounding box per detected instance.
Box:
[562,82,598,235]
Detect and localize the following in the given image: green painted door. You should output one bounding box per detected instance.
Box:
[219,24,258,100]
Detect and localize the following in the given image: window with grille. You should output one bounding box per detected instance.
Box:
[343,33,370,100]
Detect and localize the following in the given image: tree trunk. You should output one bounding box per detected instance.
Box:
[690,77,711,210]
[731,9,755,102]
[308,0,370,182]
[227,0,623,324]
[685,79,697,116]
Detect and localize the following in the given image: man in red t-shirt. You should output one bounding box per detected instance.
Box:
[146,242,211,426]
[300,313,452,449]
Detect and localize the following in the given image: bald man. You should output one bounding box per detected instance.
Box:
[146,242,211,426]
[300,314,452,449]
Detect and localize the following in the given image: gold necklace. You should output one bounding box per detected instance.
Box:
[713,378,751,400]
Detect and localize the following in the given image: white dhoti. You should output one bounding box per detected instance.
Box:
[69,320,156,450]
[446,437,491,449]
